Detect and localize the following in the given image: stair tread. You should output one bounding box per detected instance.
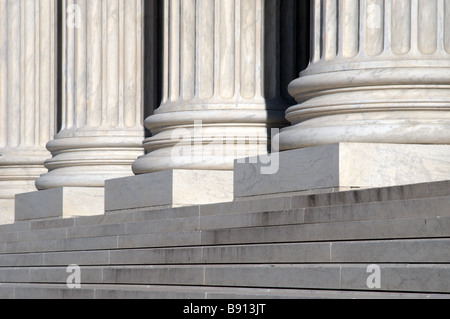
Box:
[2,282,448,299]
[2,238,450,266]
[1,215,450,254]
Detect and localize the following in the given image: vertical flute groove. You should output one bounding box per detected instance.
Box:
[323,0,338,61]
[162,0,169,104]
[181,0,196,101]
[34,0,40,147]
[88,0,102,128]
[25,0,36,147]
[312,0,322,63]
[66,0,75,130]
[0,0,7,148]
[106,0,119,127]
[218,0,235,99]
[39,0,52,147]
[365,0,384,56]
[240,0,256,99]
[124,0,137,127]
[169,0,180,102]
[10,0,21,147]
[76,0,87,128]
[418,0,438,55]
[118,0,125,128]
[197,0,215,100]
[135,0,143,127]
[446,0,450,53]
[341,0,360,58]
[0,0,55,150]
[391,0,411,55]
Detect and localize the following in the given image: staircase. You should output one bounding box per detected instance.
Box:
[1,180,450,299]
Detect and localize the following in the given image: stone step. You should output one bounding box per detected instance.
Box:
[2,238,450,267]
[2,180,446,235]
[1,283,447,299]
[0,184,448,298]
[1,264,450,294]
[201,215,450,246]
[1,194,449,251]
[234,180,450,210]
[1,214,450,254]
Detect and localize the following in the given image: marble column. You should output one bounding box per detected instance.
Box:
[0,0,56,224]
[280,0,450,150]
[35,0,145,190]
[132,0,301,174]
[233,0,450,200]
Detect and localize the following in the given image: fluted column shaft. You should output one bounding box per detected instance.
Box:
[280,0,450,150]
[0,0,56,201]
[133,0,303,174]
[36,0,145,190]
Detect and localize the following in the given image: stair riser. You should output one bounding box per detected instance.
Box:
[2,215,450,254]
[2,238,450,267]
[202,217,450,246]
[0,265,450,294]
[2,283,448,299]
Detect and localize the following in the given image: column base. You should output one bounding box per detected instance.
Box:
[234,143,450,198]
[105,170,234,213]
[15,188,105,222]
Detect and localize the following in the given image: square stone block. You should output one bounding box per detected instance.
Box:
[105,170,234,212]
[15,187,104,221]
[234,143,450,198]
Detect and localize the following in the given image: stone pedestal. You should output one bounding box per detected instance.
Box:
[105,170,233,213]
[15,187,104,221]
[0,0,56,224]
[235,143,450,199]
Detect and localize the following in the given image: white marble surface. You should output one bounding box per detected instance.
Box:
[235,143,450,198]
[281,0,450,151]
[105,170,234,212]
